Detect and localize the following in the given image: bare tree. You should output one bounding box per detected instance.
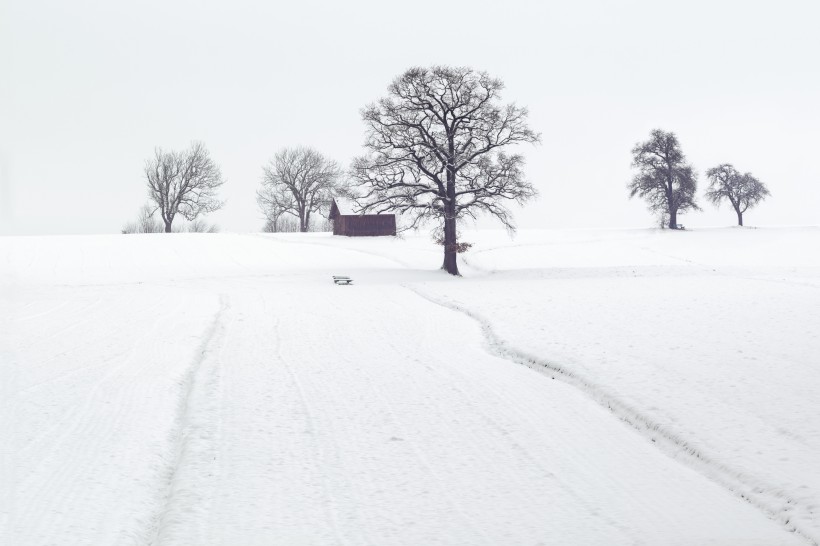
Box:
[262,216,281,233]
[121,203,162,234]
[261,216,331,233]
[256,180,291,233]
[185,218,220,233]
[350,66,539,275]
[257,147,341,233]
[136,203,162,233]
[705,164,770,226]
[145,141,225,233]
[629,129,699,229]
[262,216,291,233]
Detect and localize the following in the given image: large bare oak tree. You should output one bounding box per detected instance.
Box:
[705,164,770,226]
[145,141,225,232]
[629,129,699,229]
[257,147,341,233]
[350,66,539,275]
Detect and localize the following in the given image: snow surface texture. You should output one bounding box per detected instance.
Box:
[2,228,817,546]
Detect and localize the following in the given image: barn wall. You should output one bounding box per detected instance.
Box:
[334,215,396,236]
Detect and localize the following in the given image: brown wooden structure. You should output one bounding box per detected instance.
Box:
[329,198,396,237]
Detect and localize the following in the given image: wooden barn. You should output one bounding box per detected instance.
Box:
[328,198,396,237]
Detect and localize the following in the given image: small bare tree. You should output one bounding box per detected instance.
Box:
[185,218,220,233]
[121,203,163,234]
[705,164,770,226]
[137,203,162,233]
[350,66,540,275]
[257,147,341,233]
[262,216,281,233]
[257,181,290,233]
[261,216,331,233]
[145,141,225,233]
[629,129,699,229]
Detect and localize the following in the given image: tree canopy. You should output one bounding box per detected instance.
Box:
[628,129,699,229]
[705,164,770,226]
[145,141,224,233]
[351,65,539,275]
[257,147,341,233]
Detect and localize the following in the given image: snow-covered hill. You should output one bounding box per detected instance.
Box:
[3,228,818,545]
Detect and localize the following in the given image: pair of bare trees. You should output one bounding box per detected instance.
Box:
[138,141,337,235]
[629,130,770,228]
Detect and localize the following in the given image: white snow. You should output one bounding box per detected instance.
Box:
[2,228,817,545]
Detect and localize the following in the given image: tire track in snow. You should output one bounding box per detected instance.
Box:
[147,294,230,546]
[406,286,816,546]
[270,308,351,546]
[353,354,498,546]
[13,292,177,521]
[397,338,644,544]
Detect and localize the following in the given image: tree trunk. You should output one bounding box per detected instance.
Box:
[666,165,676,230]
[164,220,172,233]
[441,204,459,275]
[442,147,460,275]
[736,209,743,226]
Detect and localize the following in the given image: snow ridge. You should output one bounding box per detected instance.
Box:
[407,286,816,546]
[148,294,230,546]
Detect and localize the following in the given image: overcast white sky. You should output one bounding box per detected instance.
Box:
[1,0,818,235]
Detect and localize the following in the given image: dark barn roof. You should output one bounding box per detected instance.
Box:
[328,198,345,221]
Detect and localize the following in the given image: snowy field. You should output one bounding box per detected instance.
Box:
[2,227,818,545]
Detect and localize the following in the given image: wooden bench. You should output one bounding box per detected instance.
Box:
[333,276,353,285]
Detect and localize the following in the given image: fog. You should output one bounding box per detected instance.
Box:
[2,0,818,235]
